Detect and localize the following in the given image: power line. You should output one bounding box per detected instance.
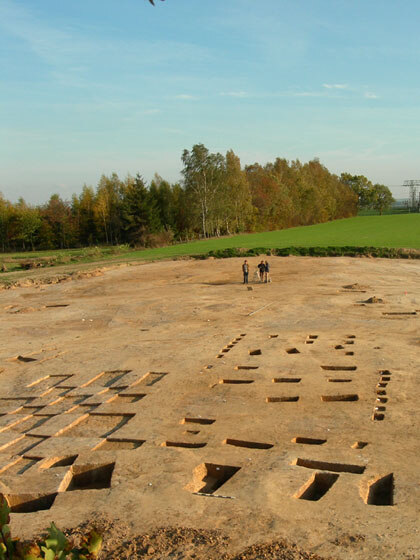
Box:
[403,180,420,210]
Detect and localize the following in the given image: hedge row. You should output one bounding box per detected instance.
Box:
[191,246,419,259]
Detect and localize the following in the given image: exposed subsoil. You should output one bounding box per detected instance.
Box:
[67,519,334,560]
[0,256,419,560]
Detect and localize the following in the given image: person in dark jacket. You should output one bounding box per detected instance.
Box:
[258,260,265,282]
[242,260,249,284]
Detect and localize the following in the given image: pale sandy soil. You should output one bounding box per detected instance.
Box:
[0,256,419,559]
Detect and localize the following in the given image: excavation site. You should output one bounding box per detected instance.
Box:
[0,256,418,559]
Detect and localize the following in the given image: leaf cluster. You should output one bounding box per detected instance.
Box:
[0,498,101,560]
[340,173,395,214]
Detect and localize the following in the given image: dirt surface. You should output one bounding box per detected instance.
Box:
[0,256,419,559]
[65,519,334,559]
[0,261,127,290]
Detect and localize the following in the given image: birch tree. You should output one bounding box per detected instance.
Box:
[181,144,225,238]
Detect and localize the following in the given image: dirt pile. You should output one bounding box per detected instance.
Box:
[362,296,385,304]
[68,521,333,560]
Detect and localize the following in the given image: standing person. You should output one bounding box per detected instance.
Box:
[253,266,260,283]
[264,260,271,283]
[242,259,249,284]
[258,260,265,282]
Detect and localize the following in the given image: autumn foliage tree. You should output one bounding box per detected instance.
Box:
[0,144,376,252]
[340,173,394,214]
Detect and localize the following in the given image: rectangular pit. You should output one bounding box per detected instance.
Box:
[26,376,50,388]
[321,366,357,371]
[132,372,168,387]
[293,458,365,474]
[43,455,78,468]
[382,312,416,316]
[108,394,146,404]
[2,457,40,476]
[84,370,131,388]
[223,438,273,449]
[266,396,299,402]
[162,441,207,448]
[181,418,215,425]
[364,473,394,505]
[0,435,47,455]
[351,441,368,449]
[95,438,144,450]
[5,493,57,513]
[321,394,359,402]
[59,414,134,439]
[185,463,240,494]
[66,463,115,491]
[12,416,51,434]
[294,472,339,501]
[219,379,254,384]
[272,378,301,383]
[12,406,44,415]
[292,437,326,445]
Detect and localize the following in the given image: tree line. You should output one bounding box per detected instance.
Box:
[0,144,394,252]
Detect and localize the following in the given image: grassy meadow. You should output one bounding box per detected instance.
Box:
[0,214,419,281]
[126,214,420,260]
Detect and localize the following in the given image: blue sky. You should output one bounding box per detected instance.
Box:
[0,0,418,203]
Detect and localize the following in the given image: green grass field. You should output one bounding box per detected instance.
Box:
[127,214,420,260]
[1,215,419,277]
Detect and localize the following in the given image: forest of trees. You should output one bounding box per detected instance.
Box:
[0,144,393,252]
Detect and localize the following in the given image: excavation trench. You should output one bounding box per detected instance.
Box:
[223,438,273,449]
[293,458,365,474]
[185,463,241,495]
[295,472,339,501]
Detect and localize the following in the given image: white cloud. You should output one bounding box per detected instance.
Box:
[143,109,161,115]
[220,91,248,98]
[174,94,197,100]
[365,92,378,99]
[323,83,348,89]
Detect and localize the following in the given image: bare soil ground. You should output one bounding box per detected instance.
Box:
[0,256,419,559]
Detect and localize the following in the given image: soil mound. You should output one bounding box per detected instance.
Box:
[342,283,369,290]
[362,296,384,303]
[69,521,334,560]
